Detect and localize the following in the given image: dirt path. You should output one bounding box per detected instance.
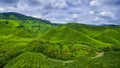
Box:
[44,52,104,64]
[49,52,105,63]
[92,52,104,59]
[48,58,78,63]
[47,52,105,63]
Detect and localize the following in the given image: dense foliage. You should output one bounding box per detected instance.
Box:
[4,51,120,68]
[27,40,96,60]
[0,12,120,68]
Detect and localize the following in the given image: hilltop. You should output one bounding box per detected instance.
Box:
[0,12,120,68]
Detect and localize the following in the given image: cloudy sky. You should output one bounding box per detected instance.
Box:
[0,0,120,25]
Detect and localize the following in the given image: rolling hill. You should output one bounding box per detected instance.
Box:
[0,12,120,68]
[4,51,120,68]
[41,26,111,49]
[64,23,120,37]
[0,12,55,67]
[94,29,120,51]
[0,12,55,36]
[4,52,65,68]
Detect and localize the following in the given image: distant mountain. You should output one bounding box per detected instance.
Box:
[0,12,55,37]
[0,12,53,24]
[0,12,32,20]
[1,12,120,68]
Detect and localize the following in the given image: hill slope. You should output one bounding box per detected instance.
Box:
[1,12,120,68]
[0,12,55,37]
[4,51,120,68]
[94,29,120,51]
[4,52,64,68]
[42,26,111,48]
[64,23,120,37]
[0,12,55,67]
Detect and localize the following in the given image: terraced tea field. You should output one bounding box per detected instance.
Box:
[1,12,120,68]
[4,51,120,68]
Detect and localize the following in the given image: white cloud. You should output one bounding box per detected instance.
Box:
[94,17,101,21]
[49,18,56,21]
[65,18,69,21]
[99,11,114,17]
[89,10,95,14]
[0,0,119,24]
[72,14,78,18]
[89,0,99,6]
[0,7,5,12]
[53,0,67,8]
[17,0,30,10]
[31,15,42,18]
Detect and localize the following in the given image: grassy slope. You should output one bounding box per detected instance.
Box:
[42,26,111,49]
[63,23,120,50]
[0,13,55,67]
[4,51,120,68]
[0,13,120,68]
[64,23,120,37]
[67,51,120,68]
[0,20,35,67]
[94,29,120,51]
[27,40,98,60]
[94,29,120,45]
[4,52,64,68]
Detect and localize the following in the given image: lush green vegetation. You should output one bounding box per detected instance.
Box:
[0,12,120,68]
[4,51,120,68]
[27,40,97,60]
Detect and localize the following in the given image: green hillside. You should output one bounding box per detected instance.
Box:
[4,52,50,68]
[94,29,120,51]
[0,12,55,67]
[0,12,120,68]
[95,29,120,44]
[42,26,111,49]
[64,23,120,37]
[4,52,72,68]
[4,51,120,68]
[67,51,120,68]
[0,12,55,35]
[27,40,97,60]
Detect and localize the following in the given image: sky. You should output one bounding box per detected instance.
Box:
[0,0,120,25]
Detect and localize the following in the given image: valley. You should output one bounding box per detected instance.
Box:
[0,12,120,68]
